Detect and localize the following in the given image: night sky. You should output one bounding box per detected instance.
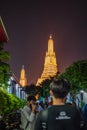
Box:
[0,0,87,84]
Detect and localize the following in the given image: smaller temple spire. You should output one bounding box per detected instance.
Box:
[19,65,27,87]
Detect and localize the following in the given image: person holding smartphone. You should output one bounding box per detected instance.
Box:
[20,95,37,130]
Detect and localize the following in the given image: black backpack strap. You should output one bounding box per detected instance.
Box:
[25,121,30,130]
[41,109,48,130]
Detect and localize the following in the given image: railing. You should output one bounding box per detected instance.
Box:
[7,72,26,100]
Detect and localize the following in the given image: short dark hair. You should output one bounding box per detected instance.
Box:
[50,78,70,98]
[27,95,36,102]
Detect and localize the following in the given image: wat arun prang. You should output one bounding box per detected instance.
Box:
[36,35,58,86]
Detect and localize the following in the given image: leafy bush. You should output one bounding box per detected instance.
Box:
[0,88,26,115]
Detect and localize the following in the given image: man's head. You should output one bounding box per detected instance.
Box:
[50,78,70,99]
[27,95,36,105]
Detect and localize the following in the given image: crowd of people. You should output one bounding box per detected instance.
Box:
[20,78,87,130]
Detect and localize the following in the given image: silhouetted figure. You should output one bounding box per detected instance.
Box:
[35,78,81,130]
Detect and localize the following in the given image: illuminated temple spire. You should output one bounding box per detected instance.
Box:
[36,35,58,86]
[19,65,27,87]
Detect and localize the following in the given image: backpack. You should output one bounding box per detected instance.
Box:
[41,109,48,130]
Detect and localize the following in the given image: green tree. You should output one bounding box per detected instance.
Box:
[0,42,10,89]
[25,84,38,96]
[40,77,54,97]
[0,88,26,115]
[58,60,87,94]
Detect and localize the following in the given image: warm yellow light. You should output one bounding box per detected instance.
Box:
[19,65,27,87]
[36,35,58,86]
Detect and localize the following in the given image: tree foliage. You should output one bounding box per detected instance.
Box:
[0,42,10,88]
[58,60,87,94]
[0,88,26,115]
[40,77,54,97]
[25,84,41,96]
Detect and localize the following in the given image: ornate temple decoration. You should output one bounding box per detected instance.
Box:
[36,35,58,86]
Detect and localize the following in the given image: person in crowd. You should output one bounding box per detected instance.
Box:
[20,95,37,130]
[34,78,81,130]
[37,102,43,112]
[43,103,48,109]
[82,104,87,121]
[82,104,87,130]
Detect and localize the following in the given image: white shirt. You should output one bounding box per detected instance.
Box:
[20,105,36,130]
